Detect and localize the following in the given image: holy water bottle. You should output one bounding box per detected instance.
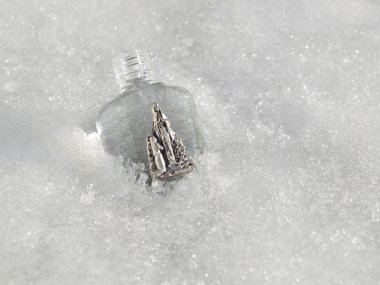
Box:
[96,50,205,179]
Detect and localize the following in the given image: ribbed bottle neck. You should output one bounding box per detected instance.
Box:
[115,50,153,91]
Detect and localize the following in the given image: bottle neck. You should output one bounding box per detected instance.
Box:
[121,77,153,91]
[115,50,153,92]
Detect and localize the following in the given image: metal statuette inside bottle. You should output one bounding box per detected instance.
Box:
[146,103,194,182]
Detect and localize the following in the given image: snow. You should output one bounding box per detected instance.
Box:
[1,0,380,284]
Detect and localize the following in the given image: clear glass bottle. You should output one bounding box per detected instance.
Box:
[96,50,205,171]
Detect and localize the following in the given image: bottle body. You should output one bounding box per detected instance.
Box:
[96,82,204,168]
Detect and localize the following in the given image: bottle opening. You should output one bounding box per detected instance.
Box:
[115,50,152,91]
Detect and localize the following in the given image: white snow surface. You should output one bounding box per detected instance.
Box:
[1,0,380,284]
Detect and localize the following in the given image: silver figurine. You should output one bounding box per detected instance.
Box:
[146,103,194,182]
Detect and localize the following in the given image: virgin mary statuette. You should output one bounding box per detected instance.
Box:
[146,103,194,182]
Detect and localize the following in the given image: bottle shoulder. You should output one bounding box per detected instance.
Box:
[122,82,191,95]
[99,82,192,111]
